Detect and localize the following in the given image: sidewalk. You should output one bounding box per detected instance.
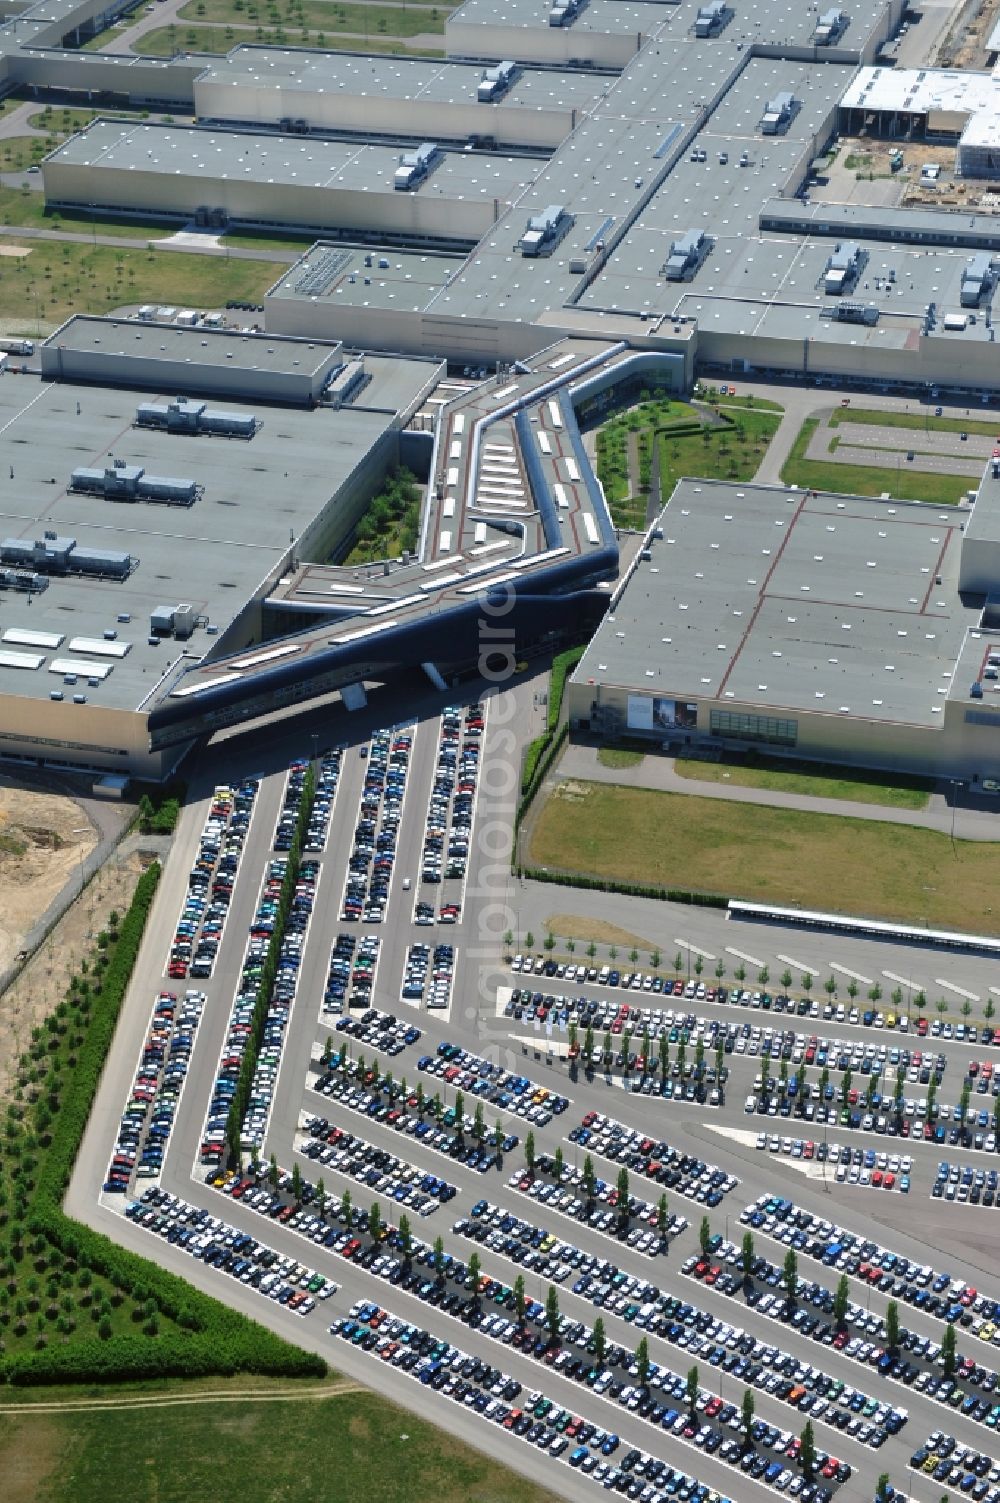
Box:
[556,742,1000,842]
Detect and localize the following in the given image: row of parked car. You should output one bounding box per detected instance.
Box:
[933,1161,1000,1207]
[420,703,482,888]
[402,941,455,1010]
[739,1194,1000,1358]
[311,1064,518,1172]
[301,749,342,853]
[911,1429,1000,1502]
[331,1006,421,1057]
[242,762,321,1152]
[458,1197,689,1290]
[126,1184,337,1313]
[508,1161,681,1261]
[510,957,998,1043]
[301,1114,456,1215]
[169,780,259,980]
[103,988,205,1193]
[323,931,381,1017]
[341,726,412,925]
[573,1111,739,1209]
[692,1233,1000,1433]
[752,1133,909,1192]
[418,1039,569,1125]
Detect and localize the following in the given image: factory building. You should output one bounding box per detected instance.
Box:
[568,472,1000,784]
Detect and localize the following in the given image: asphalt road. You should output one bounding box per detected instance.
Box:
[67,667,1000,1503]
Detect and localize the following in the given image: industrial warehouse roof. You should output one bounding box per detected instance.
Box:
[267,244,467,315]
[0,364,432,710]
[46,315,344,378]
[841,66,1000,118]
[574,480,980,729]
[46,120,540,208]
[194,47,603,114]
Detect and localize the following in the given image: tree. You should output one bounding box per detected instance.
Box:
[525,930,534,949]
[841,1066,853,1106]
[493,1120,504,1156]
[545,1284,560,1343]
[291,1162,303,1206]
[674,951,683,974]
[659,1033,670,1082]
[616,1166,630,1225]
[433,1235,446,1287]
[650,948,661,970]
[635,1335,651,1390]
[473,1101,486,1142]
[800,1420,816,1482]
[699,1215,712,1257]
[656,1194,669,1244]
[783,1247,798,1308]
[875,1476,891,1503]
[622,1028,633,1077]
[268,1152,279,1192]
[780,968,793,992]
[758,965,769,987]
[513,1274,527,1331]
[368,1202,382,1243]
[584,1024,595,1066]
[686,1364,699,1419]
[340,1186,352,1224]
[824,975,837,998]
[454,1089,465,1137]
[316,1176,327,1221]
[942,1320,957,1378]
[553,1144,564,1183]
[524,1130,536,1174]
[740,1387,755,1448]
[847,979,859,1002]
[885,1299,901,1355]
[802,973,813,994]
[593,1314,607,1367]
[986,997,996,1022]
[833,1273,850,1331]
[398,1213,413,1268]
[468,1249,482,1308]
[582,1154,597,1209]
[741,1231,755,1286]
[915,990,927,1014]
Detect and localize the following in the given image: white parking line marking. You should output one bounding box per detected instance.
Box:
[674,937,716,961]
[990,986,1000,999]
[882,969,921,990]
[935,978,981,1002]
[725,945,763,967]
[830,961,873,985]
[776,952,813,975]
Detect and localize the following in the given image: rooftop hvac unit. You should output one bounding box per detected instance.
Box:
[662,228,710,281]
[135,397,258,439]
[478,60,518,102]
[520,205,574,258]
[394,142,441,191]
[69,462,200,506]
[694,1,730,37]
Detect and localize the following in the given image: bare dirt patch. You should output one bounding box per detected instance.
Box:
[544,912,659,953]
[0,785,97,973]
[0,845,147,1104]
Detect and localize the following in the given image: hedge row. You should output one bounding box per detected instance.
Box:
[7,856,325,1386]
[517,864,729,910]
[547,643,586,736]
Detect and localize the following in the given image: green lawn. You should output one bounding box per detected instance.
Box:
[597,746,645,770]
[138,21,444,52]
[0,136,61,171]
[659,406,781,499]
[594,396,781,530]
[0,186,178,239]
[780,417,969,505]
[694,386,784,412]
[342,467,421,565]
[0,1383,562,1503]
[179,0,446,31]
[222,227,316,251]
[528,780,1000,931]
[0,238,286,327]
[672,755,932,810]
[829,406,1000,439]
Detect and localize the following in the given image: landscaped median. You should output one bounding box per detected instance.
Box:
[780,413,970,505]
[0,859,324,1387]
[526,779,1000,933]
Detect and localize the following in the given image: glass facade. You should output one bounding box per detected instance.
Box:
[709,709,798,746]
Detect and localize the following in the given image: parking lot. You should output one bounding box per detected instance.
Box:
[71,671,1000,1503]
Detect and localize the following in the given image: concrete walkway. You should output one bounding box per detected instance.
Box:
[0,218,299,262]
[556,741,1000,842]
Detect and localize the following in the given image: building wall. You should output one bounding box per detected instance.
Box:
[0,692,170,780]
[445,18,641,68]
[193,78,575,151]
[13,49,201,106]
[42,157,503,244]
[39,338,340,405]
[567,677,1000,782]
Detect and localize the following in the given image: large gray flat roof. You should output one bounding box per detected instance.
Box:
[46,315,342,378]
[196,46,602,113]
[47,120,539,206]
[0,371,426,710]
[577,479,978,729]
